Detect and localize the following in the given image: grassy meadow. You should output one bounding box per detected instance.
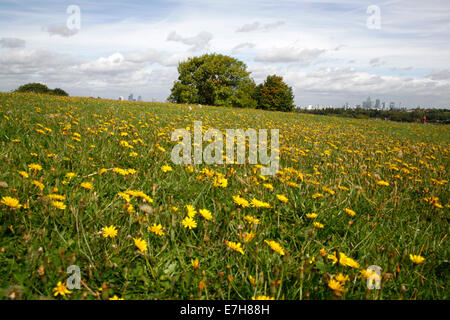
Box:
[0,92,448,300]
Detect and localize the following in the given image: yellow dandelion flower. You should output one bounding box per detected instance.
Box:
[148,223,164,236]
[243,231,255,242]
[276,194,288,203]
[313,222,324,229]
[250,198,271,208]
[182,216,197,229]
[233,195,250,208]
[133,237,148,252]
[117,192,131,203]
[186,205,197,218]
[31,180,45,191]
[18,171,29,178]
[244,215,260,225]
[102,225,118,238]
[339,252,360,268]
[52,201,66,210]
[1,196,22,209]
[191,258,200,271]
[46,194,66,201]
[344,208,356,216]
[328,279,346,294]
[80,182,94,190]
[252,296,275,300]
[264,240,285,255]
[328,252,338,265]
[53,281,72,297]
[213,176,228,188]
[335,273,350,283]
[28,163,42,173]
[199,208,213,221]
[248,275,258,286]
[226,241,245,255]
[409,254,425,264]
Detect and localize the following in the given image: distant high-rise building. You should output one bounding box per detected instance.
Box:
[137,95,142,102]
[128,93,134,101]
[362,96,372,109]
[389,102,395,109]
[375,99,380,109]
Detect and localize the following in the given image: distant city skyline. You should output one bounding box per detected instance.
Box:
[1,0,450,108]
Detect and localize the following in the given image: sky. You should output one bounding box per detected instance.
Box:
[1,0,450,108]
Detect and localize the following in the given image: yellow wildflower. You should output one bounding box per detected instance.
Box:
[226,241,244,255]
[233,195,250,208]
[81,182,94,190]
[133,237,148,252]
[409,254,425,264]
[199,208,213,221]
[148,223,164,236]
[102,225,118,238]
[264,240,285,255]
[344,208,356,216]
[182,216,197,229]
[53,281,72,297]
[276,194,288,203]
[1,196,22,209]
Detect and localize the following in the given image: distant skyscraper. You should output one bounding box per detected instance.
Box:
[375,99,380,109]
[137,95,142,101]
[128,93,134,101]
[363,96,372,109]
[389,102,395,109]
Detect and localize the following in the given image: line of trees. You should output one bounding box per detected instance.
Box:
[296,107,450,124]
[168,53,295,112]
[14,83,69,96]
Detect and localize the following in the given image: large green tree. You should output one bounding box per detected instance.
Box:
[255,75,295,112]
[168,53,257,108]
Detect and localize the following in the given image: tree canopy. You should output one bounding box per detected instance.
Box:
[168,53,257,108]
[256,75,295,112]
[168,54,295,112]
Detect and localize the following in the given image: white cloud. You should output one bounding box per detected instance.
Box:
[167,30,213,51]
[255,47,325,65]
[232,42,256,53]
[236,20,285,32]
[0,37,26,48]
[44,24,78,37]
[427,69,450,80]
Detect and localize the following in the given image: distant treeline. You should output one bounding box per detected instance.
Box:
[14,83,69,96]
[296,107,450,124]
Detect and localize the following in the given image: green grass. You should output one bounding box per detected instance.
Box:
[0,92,448,300]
